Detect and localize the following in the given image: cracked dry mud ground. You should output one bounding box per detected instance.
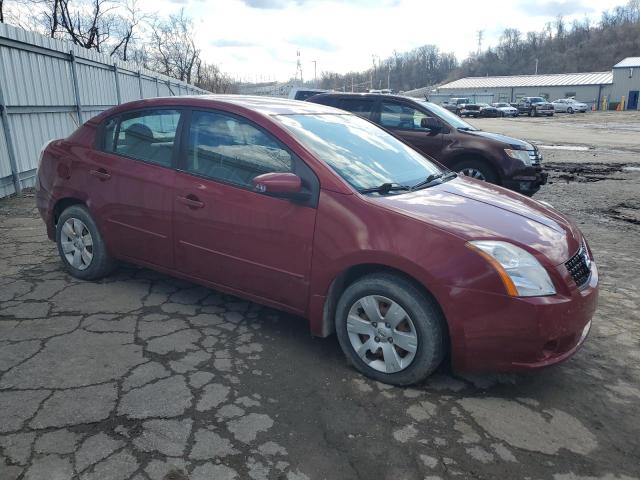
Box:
[1,150,640,478]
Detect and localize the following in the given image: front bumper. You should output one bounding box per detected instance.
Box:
[445,262,599,373]
[503,167,548,195]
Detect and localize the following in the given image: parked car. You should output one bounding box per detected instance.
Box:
[458,103,499,118]
[492,102,519,117]
[442,97,470,115]
[288,87,327,101]
[516,97,555,116]
[306,93,547,195]
[36,95,597,386]
[552,98,589,113]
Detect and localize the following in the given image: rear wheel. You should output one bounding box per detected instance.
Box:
[335,273,445,386]
[454,159,499,184]
[56,205,116,280]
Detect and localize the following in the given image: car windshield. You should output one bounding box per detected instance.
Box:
[275,113,442,191]
[419,101,478,131]
[495,103,509,107]
[530,97,545,103]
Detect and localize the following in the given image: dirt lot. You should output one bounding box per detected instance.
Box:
[1,111,639,480]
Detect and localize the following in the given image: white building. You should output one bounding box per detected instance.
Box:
[432,57,640,110]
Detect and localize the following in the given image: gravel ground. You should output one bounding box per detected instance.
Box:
[1,111,639,480]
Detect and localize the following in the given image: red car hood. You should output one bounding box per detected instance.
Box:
[370,177,582,266]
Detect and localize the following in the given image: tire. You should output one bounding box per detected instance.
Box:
[454,159,499,184]
[335,273,445,386]
[56,205,116,280]
[567,107,574,114]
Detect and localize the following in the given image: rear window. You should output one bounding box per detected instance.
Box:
[102,109,181,167]
[295,90,324,101]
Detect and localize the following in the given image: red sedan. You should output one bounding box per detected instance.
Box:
[35,95,598,385]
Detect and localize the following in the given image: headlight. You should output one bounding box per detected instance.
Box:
[467,241,556,297]
[504,148,535,165]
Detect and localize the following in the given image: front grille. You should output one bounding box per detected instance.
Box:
[565,242,591,287]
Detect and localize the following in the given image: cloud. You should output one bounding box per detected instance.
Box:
[241,0,400,9]
[211,39,257,48]
[516,0,594,17]
[288,34,337,52]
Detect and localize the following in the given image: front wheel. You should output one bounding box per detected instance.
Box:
[567,107,574,114]
[454,159,499,184]
[56,205,116,280]
[335,273,445,386]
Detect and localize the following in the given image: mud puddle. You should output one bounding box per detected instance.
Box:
[605,202,640,225]
[545,162,629,183]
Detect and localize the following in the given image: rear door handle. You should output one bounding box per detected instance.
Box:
[89,168,111,181]
[176,194,205,209]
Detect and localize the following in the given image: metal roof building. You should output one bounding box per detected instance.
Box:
[439,72,613,90]
[432,58,640,109]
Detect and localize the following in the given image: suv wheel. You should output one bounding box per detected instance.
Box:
[56,205,116,280]
[454,159,498,183]
[335,273,445,386]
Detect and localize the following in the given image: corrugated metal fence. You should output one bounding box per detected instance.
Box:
[0,23,209,198]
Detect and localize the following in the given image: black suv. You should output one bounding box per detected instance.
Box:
[306,93,547,196]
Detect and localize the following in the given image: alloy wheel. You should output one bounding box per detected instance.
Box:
[60,218,94,270]
[346,295,418,373]
[459,167,486,180]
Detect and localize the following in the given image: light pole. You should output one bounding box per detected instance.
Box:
[312,60,317,88]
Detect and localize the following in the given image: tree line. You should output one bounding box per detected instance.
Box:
[316,0,640,92]
[0,0,233,93]
[457,0,640,78]
[318,46,457,92]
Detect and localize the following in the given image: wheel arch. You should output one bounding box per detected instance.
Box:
[52,197,86,227]
[317,263,451,350]
[449,152,503,184]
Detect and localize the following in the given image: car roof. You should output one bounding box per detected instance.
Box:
[93,94,342,121]
[311,92,423,103]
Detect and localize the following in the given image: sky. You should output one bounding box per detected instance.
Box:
[141,0,628,82]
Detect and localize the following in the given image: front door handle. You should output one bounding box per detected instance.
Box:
[177,194,205,209]
[89,168,111,181]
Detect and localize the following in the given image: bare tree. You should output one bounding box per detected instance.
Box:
[1,0,5,23]
[194,59,232,93]
[109,0,151,61]
[148,9,199,82]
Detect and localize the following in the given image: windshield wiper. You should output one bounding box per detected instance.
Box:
[358,182,412,195]
[411,171,457,191]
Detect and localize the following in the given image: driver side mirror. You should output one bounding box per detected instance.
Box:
[420,117,442,131]
[252,172,305,199]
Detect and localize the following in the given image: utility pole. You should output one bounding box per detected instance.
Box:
[312,60,317,88]
[295,49,303,85]
[535,58,539,75]
[387,64,391,90]
[476,30,483,55]
[372,55,377,91]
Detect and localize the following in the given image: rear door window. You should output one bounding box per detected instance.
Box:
[379,101,429,130]
[103,109,181,167]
